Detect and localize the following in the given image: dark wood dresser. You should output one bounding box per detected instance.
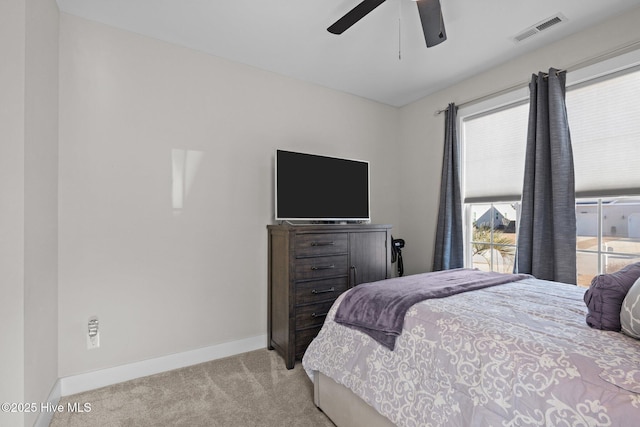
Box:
[267,223,392,369]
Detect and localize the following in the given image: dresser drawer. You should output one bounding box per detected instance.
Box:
[295,255,348,280]
[296,277,348,305]
[295,300,336,330]
[295,233,348,257]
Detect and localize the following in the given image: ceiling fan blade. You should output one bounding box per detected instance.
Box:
[327,0,387,34]
[416,0,447,47]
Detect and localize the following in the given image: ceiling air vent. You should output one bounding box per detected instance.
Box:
[513,13,567,43]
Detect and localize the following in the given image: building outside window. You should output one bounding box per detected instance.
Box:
[467,203,518,273]
[576,197,640,286]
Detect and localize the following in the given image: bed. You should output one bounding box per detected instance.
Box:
[302,269,640,427]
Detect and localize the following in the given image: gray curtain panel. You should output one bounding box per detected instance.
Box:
[433,103,464,271]
[516,69,576,284]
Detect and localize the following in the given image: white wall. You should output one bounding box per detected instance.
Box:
[0,1,27,424]
[398,6,640,275]
[23,0,59,425]
[0,1,59,426]
[58,14,401,377]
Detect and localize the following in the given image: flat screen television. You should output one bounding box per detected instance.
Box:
[275,149,370,222]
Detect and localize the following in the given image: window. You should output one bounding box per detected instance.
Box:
[576,197,640,286]
[567,66,640,286]
[460,54,640,283]
[467,202,518,273]
[462,99,527,272]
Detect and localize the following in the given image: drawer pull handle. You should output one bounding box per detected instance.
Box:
[311,264,335,271]
[311,241,335,247]
[312,312,329,318]
[312,287,336,294]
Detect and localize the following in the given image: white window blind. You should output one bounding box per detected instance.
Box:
[463,65,640,202]
[462,102,528,202]
[566,66,640,197]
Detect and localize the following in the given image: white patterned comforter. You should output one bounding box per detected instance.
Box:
[302,277,640,426]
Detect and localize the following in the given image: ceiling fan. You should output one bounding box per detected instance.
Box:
[327,0,447,47]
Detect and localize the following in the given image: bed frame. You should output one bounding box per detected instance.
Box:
[313,371,395,427]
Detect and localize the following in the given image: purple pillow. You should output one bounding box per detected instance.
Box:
[584,262,640,331]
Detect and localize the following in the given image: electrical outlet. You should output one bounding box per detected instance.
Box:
[87,316,100,349]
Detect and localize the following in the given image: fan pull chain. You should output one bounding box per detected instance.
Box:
[398,17,402,60]
[398,0,402,60]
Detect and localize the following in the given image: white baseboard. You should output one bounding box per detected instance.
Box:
[59,334,267,397]
[34,379,61,427]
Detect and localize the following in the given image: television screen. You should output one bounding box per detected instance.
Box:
[275,150,370,222]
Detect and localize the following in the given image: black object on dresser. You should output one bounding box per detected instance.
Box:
[267,223,392,369]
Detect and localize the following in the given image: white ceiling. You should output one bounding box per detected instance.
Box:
[56,0,640,107]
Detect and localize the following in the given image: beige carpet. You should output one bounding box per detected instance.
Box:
[50,349,334,426]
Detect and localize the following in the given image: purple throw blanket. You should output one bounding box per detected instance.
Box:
[334,268,530,350]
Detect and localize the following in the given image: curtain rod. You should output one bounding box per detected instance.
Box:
[434,39,640,116]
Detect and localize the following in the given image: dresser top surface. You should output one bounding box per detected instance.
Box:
[268,223,392,232]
